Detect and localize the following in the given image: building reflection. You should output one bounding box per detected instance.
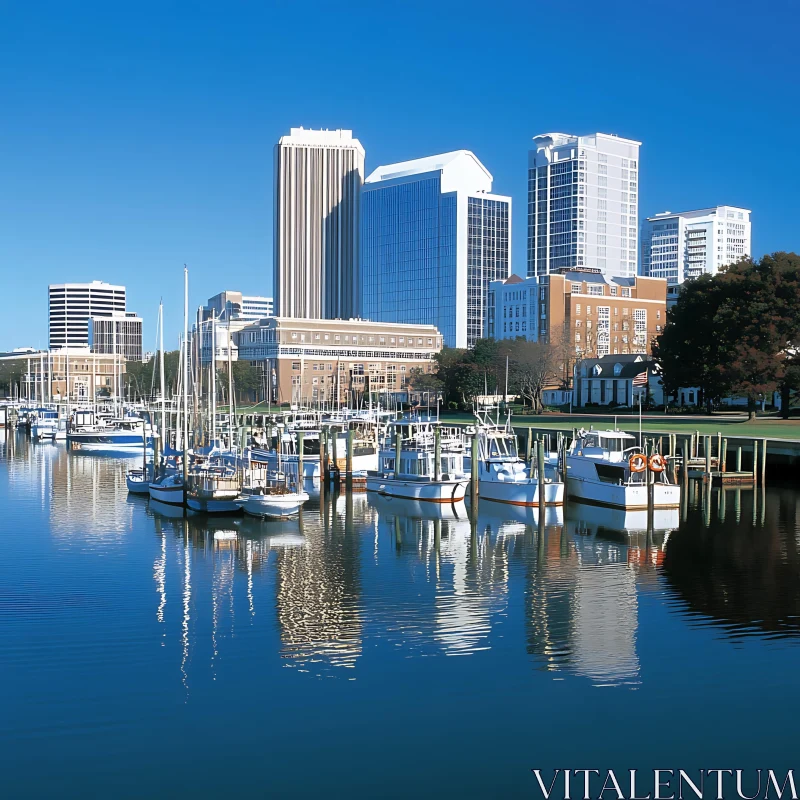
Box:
[524,502,677,686]
[368,496,555,657]
[1,430,135,539]
[271,492,372,670]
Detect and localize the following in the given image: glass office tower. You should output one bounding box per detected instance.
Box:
[361,151,510,349]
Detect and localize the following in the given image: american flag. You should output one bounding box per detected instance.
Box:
[632,370,648,387]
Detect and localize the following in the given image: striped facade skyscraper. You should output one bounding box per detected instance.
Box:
[273,128,365,320]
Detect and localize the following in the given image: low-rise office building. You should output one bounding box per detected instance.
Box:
[486,269,667,386]
[0,348,124,403]
[235,317,443,405]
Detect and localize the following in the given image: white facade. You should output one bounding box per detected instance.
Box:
[641,206,751,287]
[362,150,511,349]
[485,275,538,342]
[48,281,127,349]
[205,290,273,322]
[89,311,143,361]
[528,132,641,280]
[274,128,365,320]
[240,295,273,320]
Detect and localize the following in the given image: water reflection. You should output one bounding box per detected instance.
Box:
[663,485,800,639]
[3,430,798,697]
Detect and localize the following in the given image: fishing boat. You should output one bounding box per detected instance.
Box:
[235,467,308,519]
[186,461,241,513]
[366,418,469,503]
[473,413,564,506]
[563,428,680,509]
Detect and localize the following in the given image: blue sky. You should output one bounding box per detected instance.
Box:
[0,0,797,349]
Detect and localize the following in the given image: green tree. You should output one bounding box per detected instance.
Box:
[0,360,24,398]
[654,252,800,418]
[408,367,443,394]
[652,275,730,410]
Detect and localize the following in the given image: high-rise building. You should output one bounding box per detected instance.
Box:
[48,281,127,349]
[198,290,273,364]
[273,128,365,320]
[527,132,641,280]
[204,291,273,322]
[89,312,143,361]
[361,150,510,349]
[640,206,752,292]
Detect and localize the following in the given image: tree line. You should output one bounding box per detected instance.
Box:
[654,252,800,417]
[125,351,261,404]
[410,335,569,413]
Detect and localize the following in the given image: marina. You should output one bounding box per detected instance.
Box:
[1,426,799,796]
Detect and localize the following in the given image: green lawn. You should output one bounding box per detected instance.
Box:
[438,411,800,440]
[217,404,800,441]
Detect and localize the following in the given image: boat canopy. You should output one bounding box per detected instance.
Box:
[579,430,637,452]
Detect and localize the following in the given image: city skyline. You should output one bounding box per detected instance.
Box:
[0,1,795,349]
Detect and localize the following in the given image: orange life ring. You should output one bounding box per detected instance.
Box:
[649,454,666,473]
[629,454,647,473]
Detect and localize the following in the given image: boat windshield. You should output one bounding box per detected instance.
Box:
[599,436,627,452]
[582,434,628,452]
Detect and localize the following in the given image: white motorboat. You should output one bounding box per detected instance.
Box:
[563,428,681,509]
[235,487,309,518]
[473,414,564,506]
[67,416,158,455]
[31,417,58,441]
[366,418,469,503]
[148,472,185,505]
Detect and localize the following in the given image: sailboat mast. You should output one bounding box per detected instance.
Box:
[159,300,165,440]
[211,311,217,445]
[183,266,189,491]
[227,311,233,451]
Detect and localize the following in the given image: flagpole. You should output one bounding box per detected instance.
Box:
[639,390,642,448]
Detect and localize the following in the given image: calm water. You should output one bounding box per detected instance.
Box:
[2,430,799,798]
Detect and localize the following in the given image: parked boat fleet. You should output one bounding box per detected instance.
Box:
[4,399,683,516]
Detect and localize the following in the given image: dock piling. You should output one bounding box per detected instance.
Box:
[470,433,479,508]
[537,439,546,513]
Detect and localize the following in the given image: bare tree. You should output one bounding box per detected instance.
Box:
[507,339,562,413]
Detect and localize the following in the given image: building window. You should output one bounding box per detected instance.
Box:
[292,361,300,370]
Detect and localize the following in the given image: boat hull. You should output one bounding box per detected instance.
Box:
[148,483,185,505]
[126,476,151,494]
[366,475,468,503]
[68,434,155,455]
[187,496,241,514]
[566,476,680,509]
[477,478,564,506]
[236,492,309,519]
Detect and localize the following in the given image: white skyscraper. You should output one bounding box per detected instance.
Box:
[273,128,365,320]
[528,132,641,279]
[641,206,752,288]
[48,281,127,349]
